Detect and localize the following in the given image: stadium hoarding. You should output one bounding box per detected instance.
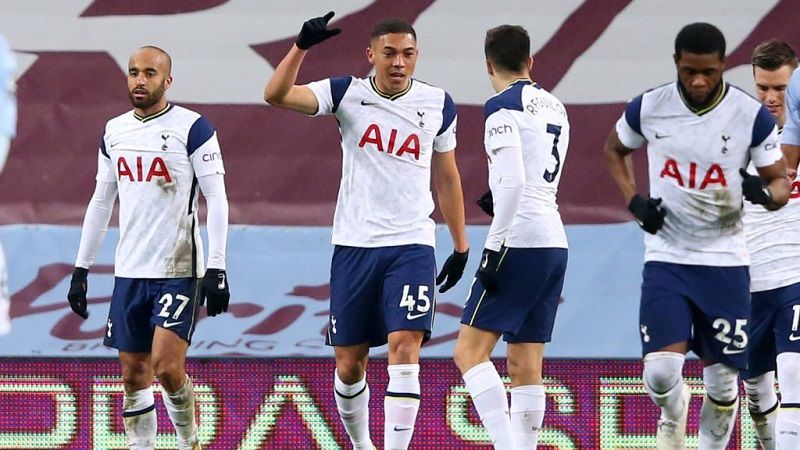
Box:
[0,224,645,359]
[0,358,764,449]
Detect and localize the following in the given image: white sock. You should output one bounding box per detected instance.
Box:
[776,352,800,449]
[161,375,197,450]
[334,370,372,449]
[510,384,545,449]
[643,352,686,421]
[698,364,739,449]
[384,364,421,450]
[744,372,778,450]
[462,362,515,450]
[123,387,157,450]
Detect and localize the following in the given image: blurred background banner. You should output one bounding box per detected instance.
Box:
[0,224,645,358]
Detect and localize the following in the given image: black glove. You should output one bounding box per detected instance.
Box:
[628,194,667,234]
[477,248,504,294]
[202,269,230,317]
[436,249,469,293]
[740,168,773,205]
[476,190,494,217]
[67,267,89,319]
[296,11,342,50]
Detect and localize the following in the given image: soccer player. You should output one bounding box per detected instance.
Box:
[603,23,790,449]
[66,46,230,450]
[452,25,569,450]
[264,12,469,450]
[0,33,15,337]
[741,39,799,450]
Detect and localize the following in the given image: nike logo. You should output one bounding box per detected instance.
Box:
[163,321,184,329]
[406,312,427,320]
[655,133,670,139]
[393,426,411,432]
[722,346,745,355]
[361,100,378,106]
[789,333,800,341]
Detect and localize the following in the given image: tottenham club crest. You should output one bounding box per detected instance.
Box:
[161,133,169,150]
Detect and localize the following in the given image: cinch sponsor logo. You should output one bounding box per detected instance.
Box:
[487,124,513,138]
[202,152,222,162]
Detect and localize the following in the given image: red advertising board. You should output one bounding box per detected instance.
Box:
[0,358,763,449]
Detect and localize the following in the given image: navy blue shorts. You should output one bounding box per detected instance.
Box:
[327,245,436,347]
[742,281,800,379]
[461,247,567,343]
[104,277,202,353]
[640,261,750,369]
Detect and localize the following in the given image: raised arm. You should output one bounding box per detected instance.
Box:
[263,11,341,115]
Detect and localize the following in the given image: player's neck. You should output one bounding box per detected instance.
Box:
[678,80,725,112]
[134,100,170,119]
[491,73,532,93]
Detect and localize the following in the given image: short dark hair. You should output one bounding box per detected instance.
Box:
[752,39,798,71]
[674,22,726,59]
[485,25,530,73]
[139,45,172,74]
[370,18,416,41]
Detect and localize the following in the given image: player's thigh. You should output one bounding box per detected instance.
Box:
[503,248,568,344]
[104,278,158,353]
[150,277,202,344]
[328,246,384,346]
[382,245,436,338]
[743,288,781,379]
[690,265,750,369]
[639,262,694,355]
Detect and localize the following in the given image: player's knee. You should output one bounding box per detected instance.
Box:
[388,334,422,364]
[121,359,152,391]
[152,358,185,392]
[743,372,775,403]
[777,352,800,402]
[453,344,488,374]
[507,357,541,384]
[703,363,738,403]
[643,351,685,394]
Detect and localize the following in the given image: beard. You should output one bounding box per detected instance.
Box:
[128,86,165,110]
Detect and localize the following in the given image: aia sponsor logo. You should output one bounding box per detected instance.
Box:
[117,156,172,182]
[659,159,727,189]
[358,124,420,160]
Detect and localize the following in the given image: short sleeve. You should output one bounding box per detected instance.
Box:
[189,116,225,178]
[615,94,646,149]
[433,91,457,152]
[484,109,521,153]
[96,148,116,183]
[750,126,782,168]
[305,76,352,117]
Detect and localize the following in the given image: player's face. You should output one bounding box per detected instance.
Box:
[367,33,418,95]
[127,48,172,114]
[754,64,793,127]
[675,51,725,106]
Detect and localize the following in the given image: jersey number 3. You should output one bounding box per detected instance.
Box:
[543,124,562,182]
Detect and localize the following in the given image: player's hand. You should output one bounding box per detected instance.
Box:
[628,194,667,234]
[476,190,494,217]
[740,168,773,205]
[477,248,503,294]
[296,11,342,50]
[202,269,230,317]
[436,249,469,293]
[67,267,89,319]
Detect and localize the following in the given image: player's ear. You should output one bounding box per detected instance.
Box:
[163,75,173,91]
[366,46,375,64]
[527,56,533,74]
[486,59,494,76]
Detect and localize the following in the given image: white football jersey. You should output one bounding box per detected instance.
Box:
[484,80,569,249]
[742,157,800,292]
[97,104,225,278]
[307,76,457,248]
[617,82,781,266]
